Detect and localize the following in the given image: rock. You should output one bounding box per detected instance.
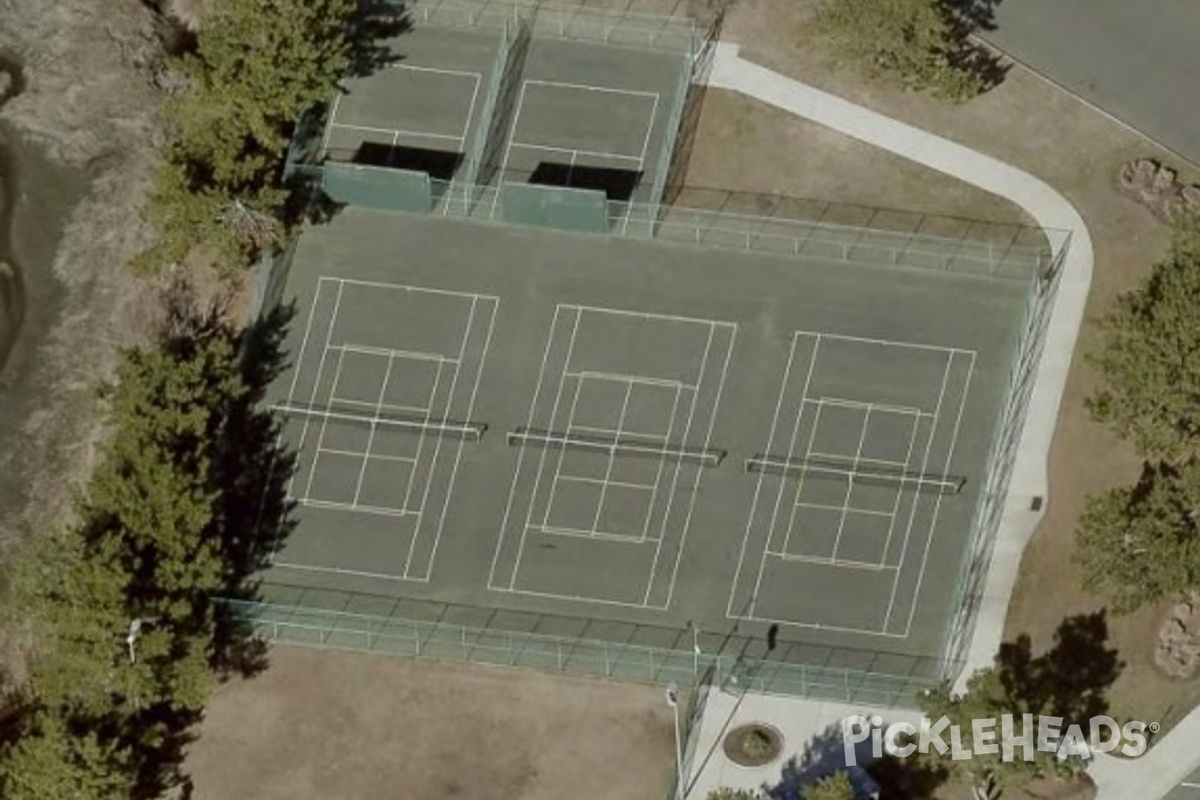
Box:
[1118,158,1200,223]
[1155,592,1200,679]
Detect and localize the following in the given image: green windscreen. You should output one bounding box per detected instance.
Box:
[322,163,433,213]
[500,183,610,233]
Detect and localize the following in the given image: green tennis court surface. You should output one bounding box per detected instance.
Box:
[260,205,1033,682]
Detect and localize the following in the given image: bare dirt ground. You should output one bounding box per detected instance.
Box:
[186,646,675,800]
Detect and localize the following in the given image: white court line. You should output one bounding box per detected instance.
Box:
[491,79,532,216]
[352,352,396,505]
[491,305,563,590]
[777,389,827,561]
[807,448,913,470]
[808,396,930,417]
[897,351,976,636]
[567,422,673,443]
[830,406,875,562]
[522,79,663,100]
[539,373,589,531]
[327,396,432,417]
[301,344,352,500]
[507,141,644,163]
[558,474,656,493]
[270,561,415,582]
[329,64,482,145]
[798,502,892,519]
[769,552,899,572]
[727,332,811,618]
[565,302,721,329]
[332,343,455,365]
[488,584,677,612]
[658,322,738,610]
[635,91,660,169]
[296,498,419,519]
[281,280,335,502]
[317,448,416,465]
[569,370,691,391]
[403,295,476,579]
[590,381,636,535]
[332,277,496,301]
[389,63,484,79]
[329,121,466,144]
[423,296,498,581]
[880,353,954,632]
[791,329,974,356]
[508,307,584,589]
[639,382,684,544]
[532,524,656,545]
[878,412,924,569]
[320,92,343,155]
[400,358,446,514]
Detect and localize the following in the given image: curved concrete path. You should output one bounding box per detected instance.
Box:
[704,44,1200,800]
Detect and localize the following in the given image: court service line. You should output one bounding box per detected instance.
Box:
[332,277,498,302]
[523,78,662,100]
[770,552,899,572]
[301,327,352,500]
[898,351,977,636]
[557,474,656,493]
[589,381,636,535]
[570,370,691,391]
[352,352,397,506]
[809,396,929,418]
[425,296,499,582]
[878,411,924,569]
[790,328,975,356]
[533,524,655,545]
[318,448,415,465]
[830,406,875,562]
[636,92,661,169]
[329,121,466,143]
[880,353,955,632]
[507,141,645,162]
[568,303,723,329]
[287,281,344,500]
[640,383,685,544]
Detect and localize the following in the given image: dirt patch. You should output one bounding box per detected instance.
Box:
[186,646,675,800]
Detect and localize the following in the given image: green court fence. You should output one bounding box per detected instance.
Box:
[323,163,435,212]
[397,0,698,55]
[220,590,945,708]
[500,183,611,231]
[939,233,1070,676]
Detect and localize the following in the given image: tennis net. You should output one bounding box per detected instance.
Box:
[507,426,725,466]
[272,402,487,441]
[745,454,964,495]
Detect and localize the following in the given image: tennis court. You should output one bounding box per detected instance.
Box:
[261,205,1035,677]
[488,38,686,212]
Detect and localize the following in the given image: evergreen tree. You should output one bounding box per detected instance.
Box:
[139,0,356,272]
[804,770,858,800]
[1074,460,1200,613]
[811,0,996,102]
[0,711,133,800]
[917,668,1083,799]
[1087,216,1200,464]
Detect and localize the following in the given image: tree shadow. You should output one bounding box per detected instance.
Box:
[998,611,1124,726]
[762,723,894,799]
[208,301,298,681]
[941,0,1004,33]
[345,0,412,78]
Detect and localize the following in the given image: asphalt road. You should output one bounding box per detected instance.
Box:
[1165,765,1200,800]
[981,0,1200,165]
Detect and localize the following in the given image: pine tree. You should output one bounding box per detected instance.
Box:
[1087,216,1200,464]
[0,711,133,800]
[139,0,355,272]
[1074,460,1200,613]
[917,669,1083,799]
[810,0,994,102]
[804,770,858,800]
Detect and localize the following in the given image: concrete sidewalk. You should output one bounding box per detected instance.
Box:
[693,44,1199,800]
